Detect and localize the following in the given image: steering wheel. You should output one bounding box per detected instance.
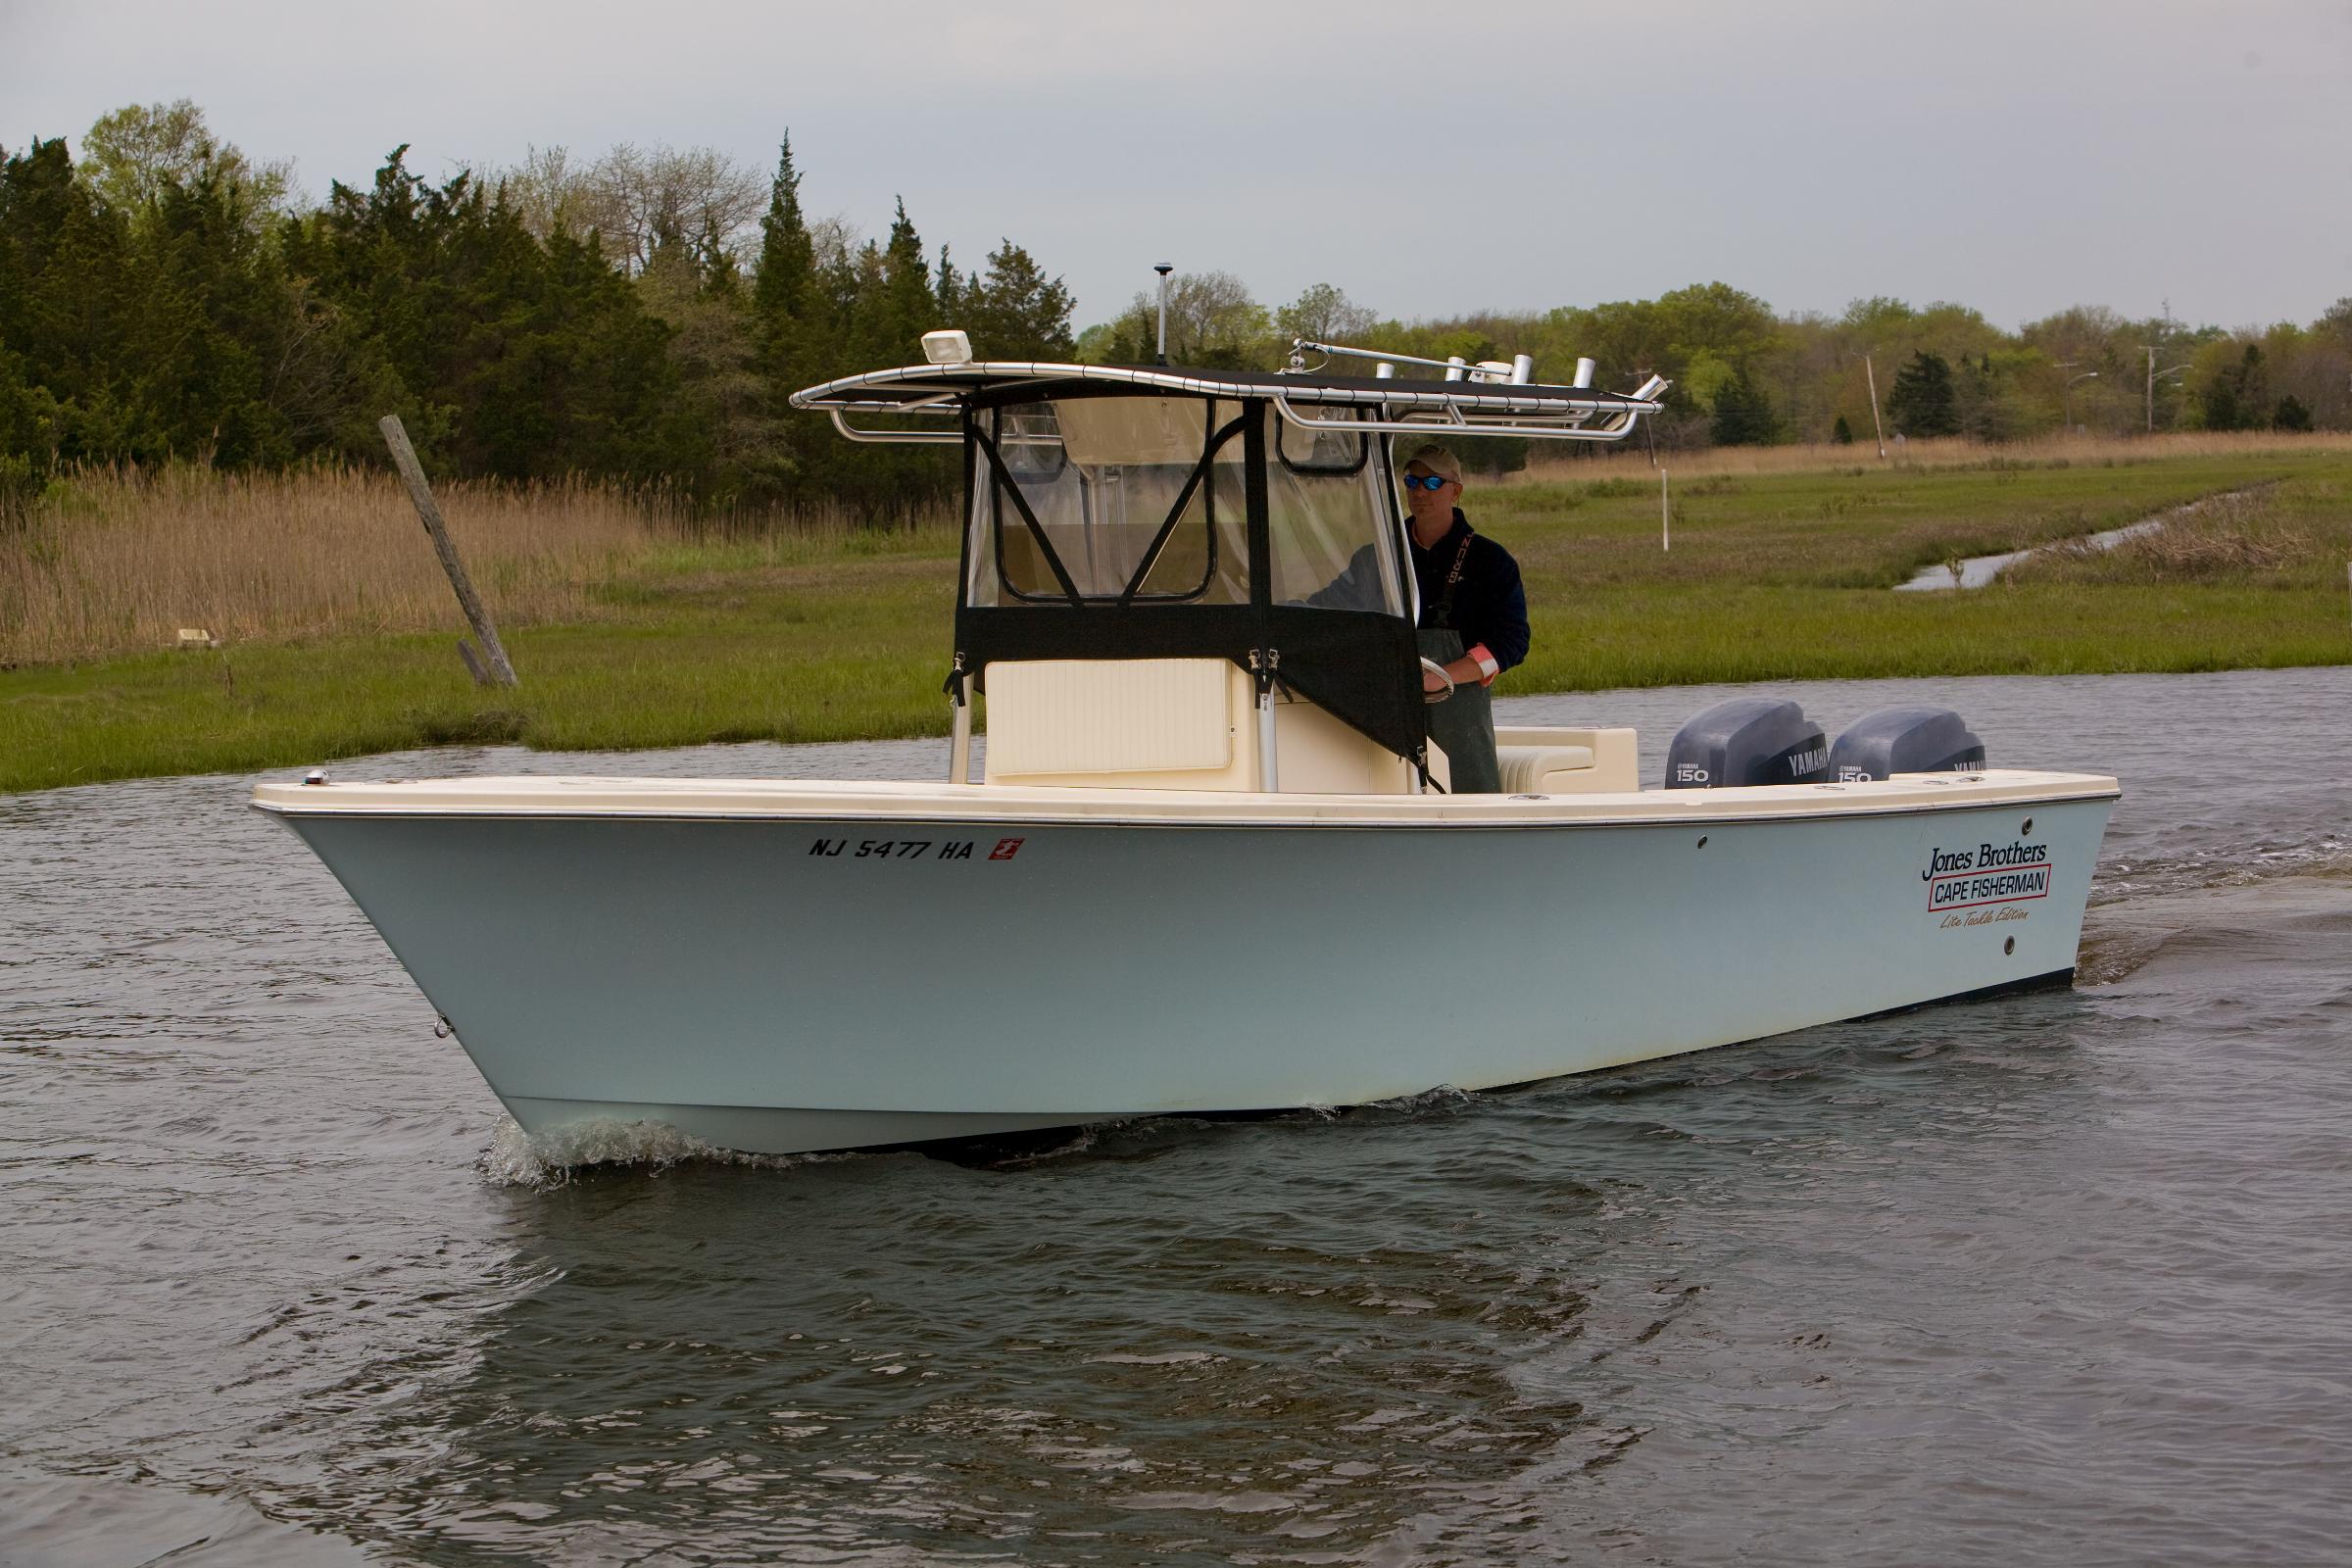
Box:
[1419,657,1455,705]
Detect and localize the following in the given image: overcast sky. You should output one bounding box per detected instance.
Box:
[6,0,2349,335]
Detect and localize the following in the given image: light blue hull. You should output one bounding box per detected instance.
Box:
[274,786,2115,1153]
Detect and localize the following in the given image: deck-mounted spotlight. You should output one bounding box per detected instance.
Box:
[921,329,973,366]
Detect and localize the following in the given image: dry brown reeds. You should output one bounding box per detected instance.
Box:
[0,464,960,665]
[1507,428,2352,486]
[0,463,688,664]
[2022,485,2318,582]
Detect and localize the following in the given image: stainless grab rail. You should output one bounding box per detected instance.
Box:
[1269,395,1657,442]
[828,408,963,445]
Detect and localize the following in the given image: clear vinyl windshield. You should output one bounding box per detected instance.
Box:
[964,396,1407,618]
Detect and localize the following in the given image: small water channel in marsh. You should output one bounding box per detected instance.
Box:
[5,665,2349,1565]
[1892,488,2250,591]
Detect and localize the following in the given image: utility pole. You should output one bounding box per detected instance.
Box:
[2065,369,2098,434]
[2142,346,2191,434]
[1863,355,1887,460]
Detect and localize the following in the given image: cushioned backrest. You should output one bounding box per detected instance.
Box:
[985,659,1235,777]
[1496,745,1596,794]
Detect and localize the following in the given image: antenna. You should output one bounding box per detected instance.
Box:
[1153,264,1173,366]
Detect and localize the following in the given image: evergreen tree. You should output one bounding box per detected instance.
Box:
[1885,351,1959,437]
[2273,393,2313,432]
[870,197,935,364]
[1832,413,1854,444]
[124,167,298,465]
[286,148,680,479]
[935,242,960,323]
[696,212,741,295]
[958,239,1075,359]
[640,216,779,509]
[1708,365,1778,446]
[2197,343,2269,432]
[751,135,812,350]
[1,122,1102,516]
[1,140,119,460]
[747,135,824,493]
[0,344,63,469]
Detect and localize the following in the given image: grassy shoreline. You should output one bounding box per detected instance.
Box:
[6,436,2348,795]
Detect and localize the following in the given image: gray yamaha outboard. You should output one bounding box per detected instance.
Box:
[1664,697,1831,788]
[1830,706,1986,781]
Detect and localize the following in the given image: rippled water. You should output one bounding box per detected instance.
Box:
[6,667,2349,1565]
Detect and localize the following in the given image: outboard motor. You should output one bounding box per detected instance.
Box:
[1830,706,1986,781]
[1664,697,1831,788]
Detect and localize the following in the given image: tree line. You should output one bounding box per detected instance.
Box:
[1085,275,2352,457]
[6,101,2348,529]
[0,103,1075,521]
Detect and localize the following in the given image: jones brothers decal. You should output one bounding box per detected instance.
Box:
[1923,838,2051,914]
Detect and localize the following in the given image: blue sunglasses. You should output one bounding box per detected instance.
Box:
[1401,473,1451,492]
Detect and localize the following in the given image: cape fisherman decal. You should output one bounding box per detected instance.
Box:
[1923,837,2052,912]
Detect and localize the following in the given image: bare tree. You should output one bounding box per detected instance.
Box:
[490,141,766,272]
[590,143,767,272]
[808,214,861,271]
[496,144,592,243]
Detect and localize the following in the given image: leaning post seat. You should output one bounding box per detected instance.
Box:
[979,659,1416,794]
[1493,727,1641,795]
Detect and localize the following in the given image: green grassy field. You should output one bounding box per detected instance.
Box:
[6,444,2348,794]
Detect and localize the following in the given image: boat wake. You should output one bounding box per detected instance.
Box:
[1339,1083,1482,1119]
[2078,866,2352,987]
[2091,835,2349,907]
[477,1086,1494,1184]
[478,1114,855,1188]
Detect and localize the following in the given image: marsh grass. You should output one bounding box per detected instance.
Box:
[0,463,957,665]
[1481,441,2351,592]
[5,433,2350,793]
[1511,427,2352,485]
[2008,481,2349,587]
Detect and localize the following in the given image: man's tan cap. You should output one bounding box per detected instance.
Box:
[1401,443,1462,484]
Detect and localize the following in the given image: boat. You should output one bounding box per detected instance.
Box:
[253,326,2120,1156]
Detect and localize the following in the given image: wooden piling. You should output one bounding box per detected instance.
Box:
[378,416,518,688]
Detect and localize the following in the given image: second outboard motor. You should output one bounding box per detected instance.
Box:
[1830,706,1986,781]
[1664,697,1831,788]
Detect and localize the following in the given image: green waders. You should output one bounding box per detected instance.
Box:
[1418,626,1500,794]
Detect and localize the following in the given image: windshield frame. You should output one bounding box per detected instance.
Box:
[961,385,1409,620]
[971,398,1251,609]
[950,384,1428,765]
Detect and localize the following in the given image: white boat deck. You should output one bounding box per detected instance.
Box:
[254,768,2119,826]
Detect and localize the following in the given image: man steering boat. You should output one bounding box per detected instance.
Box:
[1396,442,1528,794]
